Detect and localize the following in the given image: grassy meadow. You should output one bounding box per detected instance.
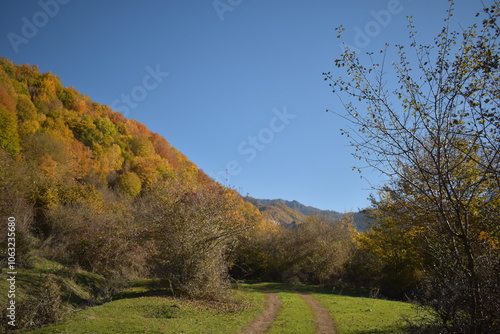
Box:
[16,280,427,334]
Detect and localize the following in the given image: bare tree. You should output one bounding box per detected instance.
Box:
[325,1,500,332]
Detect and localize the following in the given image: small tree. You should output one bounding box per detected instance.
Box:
[325,1,500,332]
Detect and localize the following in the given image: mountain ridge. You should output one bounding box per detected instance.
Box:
[244,196,369,230]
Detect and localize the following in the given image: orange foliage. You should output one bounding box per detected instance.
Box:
[124,119,151,137]
[150,133,171,158]
[197,169,212,185]
[106,109,127,125]
[70,139,95,179]
[39,154,59,177]
[132,156,162,186]
[71,97,87,113]
[0,58,272,295]
[0,84,16,112]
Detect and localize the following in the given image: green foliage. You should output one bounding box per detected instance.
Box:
[12,79,29,96]
[65,113,97,147]
[56,86,77,110]
[66,114,119,149]
[94,116,118,142]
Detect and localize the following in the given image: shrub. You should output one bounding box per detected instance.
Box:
[42,203,147,280]
[0,275,62,330]
[137,182,249,299]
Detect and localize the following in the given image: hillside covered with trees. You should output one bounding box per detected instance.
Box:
[0,55,271,290]
[0,58,358,331]
[0,3,499,331]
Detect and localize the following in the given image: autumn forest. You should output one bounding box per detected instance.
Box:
[1,2,500,333]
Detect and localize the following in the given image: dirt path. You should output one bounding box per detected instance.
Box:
[239,292,281,334]
[299,293,336,334]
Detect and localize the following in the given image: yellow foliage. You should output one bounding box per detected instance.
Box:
[97,144,124,174]
[18,120,41,135]
[118,171,142,198]
[33,74,58,103]
[0,104,20,156]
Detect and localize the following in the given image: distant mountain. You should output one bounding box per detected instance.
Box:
[255,201,307,227]
[248,197,344,218]
[244,196,370,231]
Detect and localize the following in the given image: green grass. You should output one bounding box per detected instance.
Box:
[267,291,315,334]
[9,257,267,333]
[23,286,266,334]
[238,282,316,334]
[312,293,421,334]
[10,269,425,334]
[242,282,424,334]
[0,255,108,319]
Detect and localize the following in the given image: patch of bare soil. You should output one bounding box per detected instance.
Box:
[299,293,336,334]
[239,292,281,334]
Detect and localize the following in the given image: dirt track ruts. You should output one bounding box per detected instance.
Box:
[299,293,336,334]
[239,292,281,334]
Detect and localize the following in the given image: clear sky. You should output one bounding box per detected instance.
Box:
[0,0,483,212]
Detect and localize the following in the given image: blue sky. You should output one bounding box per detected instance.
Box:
[0,0,482,211]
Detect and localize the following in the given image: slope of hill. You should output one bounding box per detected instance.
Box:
[0,57,369,332]
[0,56,265,241]
[0,57,273,330]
